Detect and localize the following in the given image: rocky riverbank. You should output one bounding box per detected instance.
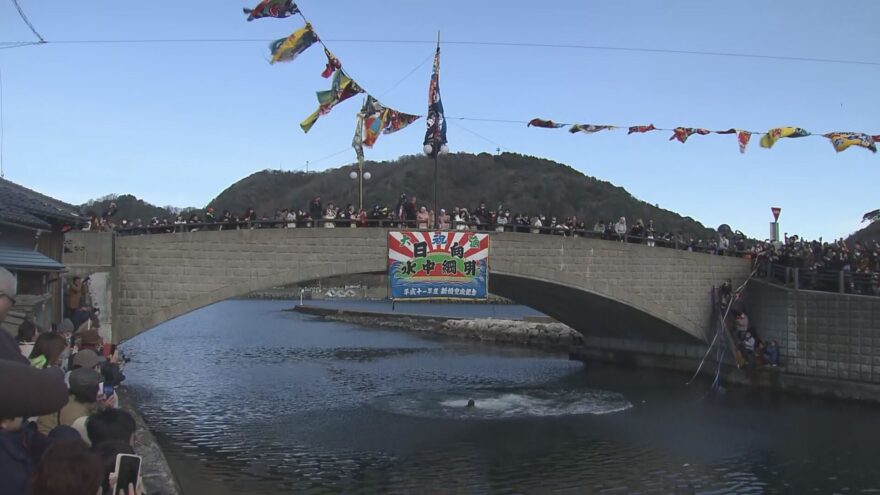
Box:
[292,305,582,351]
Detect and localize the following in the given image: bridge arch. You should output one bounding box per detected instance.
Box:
[112,229,750,343]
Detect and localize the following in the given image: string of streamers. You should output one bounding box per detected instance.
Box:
[249,2,877,159]
[526,118,878,154]
[246,1,423,142]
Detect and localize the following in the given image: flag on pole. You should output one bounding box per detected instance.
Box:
[300,71,363,132]
[353,108,365,162]
[423,41,447,156]
[269,23,318,64]
[244,0,299,21]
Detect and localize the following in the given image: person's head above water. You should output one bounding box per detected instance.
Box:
[466,399,475,408]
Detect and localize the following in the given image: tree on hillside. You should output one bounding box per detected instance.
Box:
[862,208,880,224]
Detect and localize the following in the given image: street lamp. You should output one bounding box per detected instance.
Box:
[350,168,371,212]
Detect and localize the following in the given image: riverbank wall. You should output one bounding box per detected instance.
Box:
[296,302,880,403]
[117,388,181,495]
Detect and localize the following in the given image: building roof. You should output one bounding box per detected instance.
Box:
[0,246,65,272]
[0,178,83,230]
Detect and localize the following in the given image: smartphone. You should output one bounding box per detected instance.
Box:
[113,453,142,494]
[103,383,115,397]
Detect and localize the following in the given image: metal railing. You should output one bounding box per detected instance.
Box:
[762,261,879,297]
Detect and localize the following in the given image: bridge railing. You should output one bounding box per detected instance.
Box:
[761,261,879,297]
[112,219,749,257]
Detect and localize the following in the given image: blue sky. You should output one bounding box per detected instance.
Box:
[1,1,878,240]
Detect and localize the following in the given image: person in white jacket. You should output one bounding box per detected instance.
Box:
[614,217,627,242]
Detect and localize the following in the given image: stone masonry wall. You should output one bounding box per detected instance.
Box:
[747,280,880,383]
[113,229,751,342]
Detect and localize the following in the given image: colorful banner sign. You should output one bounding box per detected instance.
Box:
[388,231,489,300]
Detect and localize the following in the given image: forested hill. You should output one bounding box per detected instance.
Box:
[209,152,716,237]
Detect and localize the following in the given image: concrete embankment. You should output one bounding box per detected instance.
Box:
[117,389,181,495]
[292,305,583,350]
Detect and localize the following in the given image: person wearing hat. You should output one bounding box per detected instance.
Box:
[71,348,106,372]
[60,368,102,443]
[77,328,103,354]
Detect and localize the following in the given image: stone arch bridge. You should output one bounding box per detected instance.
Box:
[105,229,751,344]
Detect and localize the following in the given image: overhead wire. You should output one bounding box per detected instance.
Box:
[0,36,878,68]
[10,0,45,43]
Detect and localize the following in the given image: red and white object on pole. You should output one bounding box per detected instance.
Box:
[771,207,781,222]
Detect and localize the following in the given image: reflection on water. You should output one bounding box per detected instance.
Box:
[122,300,880,494]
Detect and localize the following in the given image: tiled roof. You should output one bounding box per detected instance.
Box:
[0,178,82,229]
[0,246,65,271]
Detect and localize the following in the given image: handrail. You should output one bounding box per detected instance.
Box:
[761,261,879,297]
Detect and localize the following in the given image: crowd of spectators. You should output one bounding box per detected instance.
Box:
[751,234,880,296]
[0,267,144,494]
[85,194,879,296]
[96,193,756,254]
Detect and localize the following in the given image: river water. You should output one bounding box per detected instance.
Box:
[122,300,880,494]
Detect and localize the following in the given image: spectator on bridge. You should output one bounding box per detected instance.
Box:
[283,208,296,228]
[629,219,645,244]
[496,209,510,232]
[474,201,489,225]
[614,217,627,242]
[416,206,432,229]
[646,220,656,247]
[324,203,338,228]
[438,209,451,229]
[455,208,470,231]
[403,197,418,227]
[16,320,38,358]
[530,215,543,234]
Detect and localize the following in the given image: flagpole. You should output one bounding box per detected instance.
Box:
[433,31,440,230]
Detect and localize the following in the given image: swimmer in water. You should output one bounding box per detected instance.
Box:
[466,399,475,408]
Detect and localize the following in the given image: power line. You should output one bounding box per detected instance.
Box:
[1,37,878,67]
[448,120,507,151]
[376,52,433,100]
[10,0,45,43]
